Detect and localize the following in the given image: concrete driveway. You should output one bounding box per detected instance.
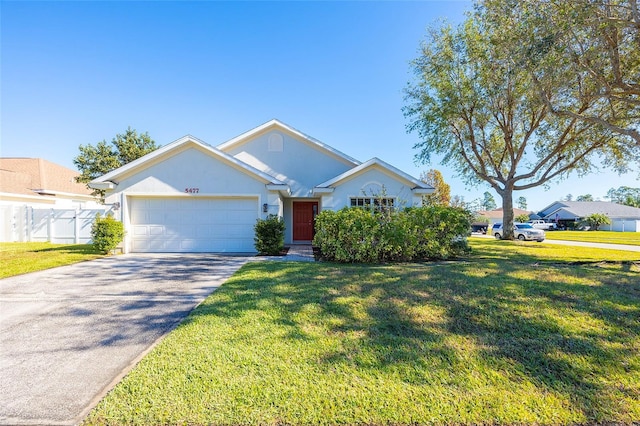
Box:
[0,254,250,426]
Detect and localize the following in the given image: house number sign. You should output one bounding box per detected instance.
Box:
[185,188,200,193]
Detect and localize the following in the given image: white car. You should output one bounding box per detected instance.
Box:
[493,223,545,242]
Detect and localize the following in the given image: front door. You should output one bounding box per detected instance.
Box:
[293,201,318,241]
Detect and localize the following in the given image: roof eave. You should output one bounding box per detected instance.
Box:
[312,187,335,195]
[266,184,291,196]
[88,181,117,190]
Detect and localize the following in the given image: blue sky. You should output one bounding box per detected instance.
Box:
[1,0,635,211]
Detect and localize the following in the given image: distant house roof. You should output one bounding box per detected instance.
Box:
[477,207,531,220]
[0,158,94,198]
[539,201,640,220]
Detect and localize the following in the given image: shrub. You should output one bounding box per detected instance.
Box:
[254,215,286,255]
[516,213,530,223]
[91,213,125,254]
[584,213,611,231]
[313,206,472,263]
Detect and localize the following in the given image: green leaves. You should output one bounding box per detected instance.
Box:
[404,0,638,238]
[254,215,286,255]
[584,213,612,231]
[313,206,472,263]
[73,127,160,198]
[91,213,125,254]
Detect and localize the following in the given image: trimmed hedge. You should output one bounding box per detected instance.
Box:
[254,214,286,255]
[313,206,471,263]
[91,213,125,254]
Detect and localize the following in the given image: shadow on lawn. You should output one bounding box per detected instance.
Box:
[32,244,102,255]
[185,257,640,421]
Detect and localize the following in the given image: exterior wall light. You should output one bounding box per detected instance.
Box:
[263,203,268,213]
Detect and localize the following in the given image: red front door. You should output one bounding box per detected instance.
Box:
[293,202,318,241]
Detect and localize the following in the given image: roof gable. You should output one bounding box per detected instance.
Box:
[217,119,360,167]
[90,135,287,186]
[315,157,433,192]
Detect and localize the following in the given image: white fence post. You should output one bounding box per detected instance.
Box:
[74,208,80,244]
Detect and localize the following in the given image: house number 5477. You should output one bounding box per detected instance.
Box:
[185,188,199,193]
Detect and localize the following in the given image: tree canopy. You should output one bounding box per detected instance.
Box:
[576,194,595,201]
[481,192,497,211]
[404,0,638,239]
[517,196,528,210]
[484,0,639,146]
[606,185,640,206]
[420,169,451,206]
[74,127,159,198]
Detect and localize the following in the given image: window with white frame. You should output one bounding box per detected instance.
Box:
[350,197,395,211]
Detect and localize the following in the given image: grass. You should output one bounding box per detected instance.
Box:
[84,239,640,425]
[0,242,104,279]
[543,230,640,246]
[470,237,640,263]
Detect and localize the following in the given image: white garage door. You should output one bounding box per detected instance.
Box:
[129,197,258,252]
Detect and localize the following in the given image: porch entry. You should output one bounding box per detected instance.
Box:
[292,201,318,241]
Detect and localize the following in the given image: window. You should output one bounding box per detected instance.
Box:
[350,197,395,211]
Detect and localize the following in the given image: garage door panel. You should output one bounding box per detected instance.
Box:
[226,224,254,238]
[232,210,260,223]
[129,197,258,253]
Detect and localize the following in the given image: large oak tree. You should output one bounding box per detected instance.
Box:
[404,4,637,239]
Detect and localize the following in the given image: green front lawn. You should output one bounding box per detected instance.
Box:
[0,242,104,279]
[543,230,640,246]
[85,240,640,425]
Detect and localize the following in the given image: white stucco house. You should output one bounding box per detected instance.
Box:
[538,201,640,232]
[90,120,434,253]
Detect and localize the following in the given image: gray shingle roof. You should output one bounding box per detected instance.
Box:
[541,201,640,219]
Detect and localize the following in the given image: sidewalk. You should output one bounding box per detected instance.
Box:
[256,245,315,262]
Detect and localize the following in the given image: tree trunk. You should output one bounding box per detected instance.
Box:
[499,187,515,240]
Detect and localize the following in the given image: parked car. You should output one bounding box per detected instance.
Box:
[528,220,558,231]
[493,223,545,242]
[471,222,489,234]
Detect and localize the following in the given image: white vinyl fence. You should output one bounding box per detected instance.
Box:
[0,205,112,244]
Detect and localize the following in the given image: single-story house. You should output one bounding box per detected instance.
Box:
[538,201,640,232]
[1,158,104,242]
[90,119,434,253]
[0,158,100,209]
[476,207,532,225]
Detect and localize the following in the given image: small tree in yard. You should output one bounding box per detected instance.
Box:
[91,213,125,254]
[585,213,611,231]
[254,215,286,255]
[516,213,530,223]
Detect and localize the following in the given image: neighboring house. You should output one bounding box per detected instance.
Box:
[476,208,532,225]
[538,201,640,232]
[0,158,104,242]
[90,119,434,253]
[0,158,100,208]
